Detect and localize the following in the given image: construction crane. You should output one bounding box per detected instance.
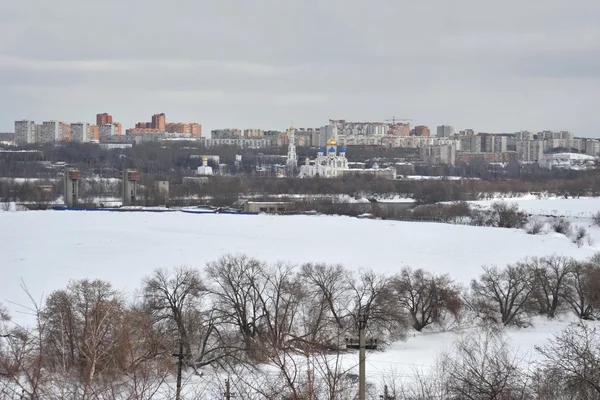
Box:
[384,116,412,125]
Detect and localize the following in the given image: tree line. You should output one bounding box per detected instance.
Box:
[2,253,600,399]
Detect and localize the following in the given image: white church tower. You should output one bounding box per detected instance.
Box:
[286,125,298,175]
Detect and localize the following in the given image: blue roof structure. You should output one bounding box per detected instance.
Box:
[339,146,346,152]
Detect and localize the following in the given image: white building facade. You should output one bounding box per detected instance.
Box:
[299,137,349,178]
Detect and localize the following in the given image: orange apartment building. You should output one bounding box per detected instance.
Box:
[128,113,201,137]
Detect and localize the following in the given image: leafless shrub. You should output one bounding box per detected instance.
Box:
[525,218,545,235]
[489,201,529,229]
[572,226,589,247]
[550,217,572,236]
[592,211,600,226]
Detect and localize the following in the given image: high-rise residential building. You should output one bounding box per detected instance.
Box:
[190,123,202,138]
[151,113,166,131]
[15,120,36,144]
[71,122,90,142]
[114,122,122,136]
[96,113,113,125]
[585,140,600,156]
[516,140,544,162]
[412,125,431,137]
[60,122,71,141]
[470,135,482,153]
[99,123,118,138]
[244,129,265,137]
[480,134,495,153]
[41,121,61,143]
[436,125,454,138]
[89,125,99,141]
[211,129,242,139]
[494,136,508,153]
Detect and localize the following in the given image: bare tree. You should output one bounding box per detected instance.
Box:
[391,267,462,331]
[470,263,535,326]
[142,266,226,368]
[348,269,407,343]
[41,279,125,398]
[528,255,574,318]
[440,324,531,400]
[205,254,267,356]
[536,321,600,398]
[562,261,600,320]
[300,263,353,335]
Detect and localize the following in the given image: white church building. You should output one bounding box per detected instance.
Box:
[299,137,349,178]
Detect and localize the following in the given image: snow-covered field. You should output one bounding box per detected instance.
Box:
[1,200,599,385]
[470,195,600,218]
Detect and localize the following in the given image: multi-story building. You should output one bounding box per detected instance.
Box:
[40,121,59,143]
[96,113,113,125]
[201,137,273,148]
[494,136,508,153]
[40,121,70,142]
[421,145,456,165]
[388,123,410,136]
[480,134,495,153]
[514,131,534,140]
[459,129,476,136]
[456,152,517,164]
[244,129,265,137]
[190,123,202,138]
[99,123,118,138]
[516,140,544,162]
[89,125,99,141]
[436,125,454,138]
[60,122,71,141]
[585,140,600,157]
[127,128,161,135]
[14,120,36,144]
[211,129,242,139]
[151,113,166,131]
[412,125,431,137]
[71,122,90,142]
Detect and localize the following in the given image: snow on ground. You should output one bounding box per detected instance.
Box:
[1,200,599,386]
[470,196,600,218]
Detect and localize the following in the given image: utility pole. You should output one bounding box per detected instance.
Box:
[380,385,395,399]
[173,338,184,400]
[359,311,367,400]
[224,378,235,400]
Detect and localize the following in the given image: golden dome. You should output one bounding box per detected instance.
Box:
[327,137,337,146]
[305,157,310,162]
[289,125,295,131]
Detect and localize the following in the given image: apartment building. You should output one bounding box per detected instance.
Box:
[14,120,36,144]
[71,122,90,142]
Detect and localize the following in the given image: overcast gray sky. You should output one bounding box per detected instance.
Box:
[1,0,599,136]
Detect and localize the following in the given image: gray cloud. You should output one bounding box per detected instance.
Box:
[1,0,599,135]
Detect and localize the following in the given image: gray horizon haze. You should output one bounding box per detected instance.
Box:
[1,0,599,136]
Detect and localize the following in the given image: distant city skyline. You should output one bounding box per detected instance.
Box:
[1,1,599,136]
